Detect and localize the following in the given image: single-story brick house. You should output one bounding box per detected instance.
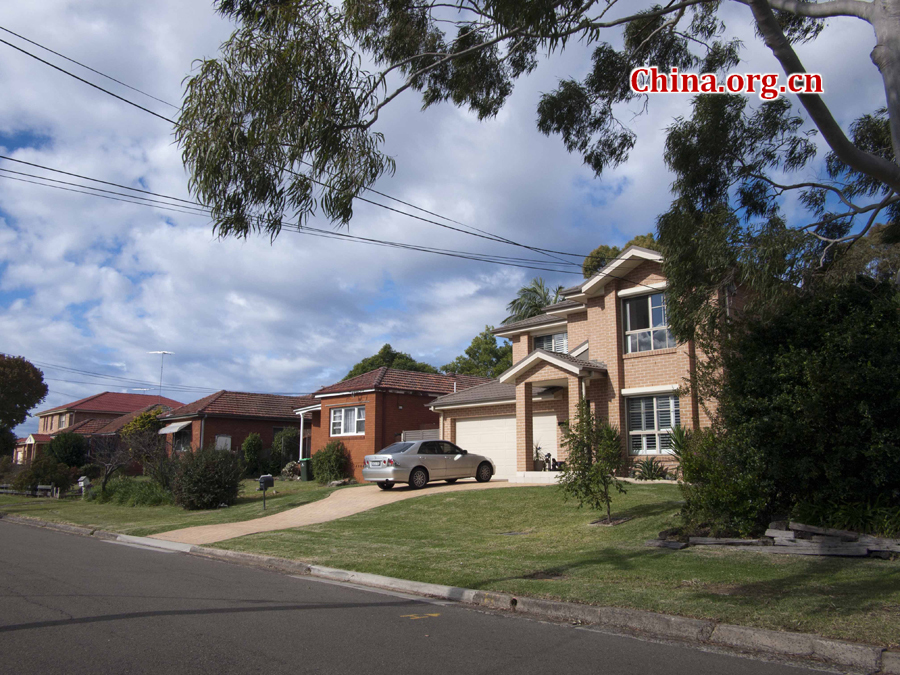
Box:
[295,368,493,481]
[158,390,317,458]
[430,246,719,482]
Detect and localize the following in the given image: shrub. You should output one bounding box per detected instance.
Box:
[12,455,72,491]
[46,432,88,467]
[91,477,174,506]
[172,445,244,510]
[792,498,900,538]
[633,456,669,481]
[77,463,103,480]
[557,400,626,523]
[242,433,264,476]
[311,440,349,485]
[0,455,12,479]
[281,460,300,480]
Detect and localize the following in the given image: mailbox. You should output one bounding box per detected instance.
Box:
[78,476,91,488]
[259,474,275,490]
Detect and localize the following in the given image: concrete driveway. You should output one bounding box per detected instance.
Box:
[151,479,512,546]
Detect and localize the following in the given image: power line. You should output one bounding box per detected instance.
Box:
[0,30,664,288]
[0,28,589,263]
[0,26,181,110]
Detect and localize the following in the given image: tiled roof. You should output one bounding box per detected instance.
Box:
[51,418,111,436]
[162,391,318,420]
[492,314,566,334]
[314,367,493,397]
[95,404,174,435]
[542,299,583,312]
[430,380,559,408]
[531,348,607,371]
[28,434,52,443]
[37,392,183,416]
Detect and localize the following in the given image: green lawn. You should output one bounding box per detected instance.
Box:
[0,479,340,537]
[214,483,900,647]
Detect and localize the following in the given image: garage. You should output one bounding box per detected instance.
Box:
[455,413,558,480]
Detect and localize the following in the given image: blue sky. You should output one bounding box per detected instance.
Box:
[0,2,886,435]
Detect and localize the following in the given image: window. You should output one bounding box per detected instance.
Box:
[330,406,366,436]
[173,428,191,453]
[628,395,680,455]
[533,332,568,354]
[623,292,676,353]
[215,435,232,451]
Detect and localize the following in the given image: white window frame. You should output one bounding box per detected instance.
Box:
[533,331,568,354]
[627,395,680,455]
[623,292,676,354]
[330,405,366,437]
[215,434,232,451]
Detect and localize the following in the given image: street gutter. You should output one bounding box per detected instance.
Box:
[2,511,897,675]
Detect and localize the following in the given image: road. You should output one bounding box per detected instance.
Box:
[0,521,825,675]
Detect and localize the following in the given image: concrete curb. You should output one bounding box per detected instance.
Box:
[2,513,895,673]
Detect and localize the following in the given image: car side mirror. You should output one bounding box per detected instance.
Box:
[460,449,467,454]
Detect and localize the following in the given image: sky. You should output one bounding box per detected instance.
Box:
[0,1,887,435]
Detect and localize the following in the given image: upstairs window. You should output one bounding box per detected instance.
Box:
[624,292,675,353]
[330,406,366,436]
[534,332,568,354]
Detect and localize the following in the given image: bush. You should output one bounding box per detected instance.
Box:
[311,441,349,485]
[0,455,13,479]
[633,456,670,481]
[172,445,244,510]
[12,455,72,491]
[77,463,103,480]
[90,477,174,506]
[281,460,300,480]
[242,433,264,476]
[792,498,900,538]
[46,432,88,467]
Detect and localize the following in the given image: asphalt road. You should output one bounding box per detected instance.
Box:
[0,521,826,675]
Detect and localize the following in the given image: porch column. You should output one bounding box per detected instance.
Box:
[516,381,533,472]
[561,376,582,462]
[299,414,305,461]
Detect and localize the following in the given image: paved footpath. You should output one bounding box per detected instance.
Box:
[151,480,512,545]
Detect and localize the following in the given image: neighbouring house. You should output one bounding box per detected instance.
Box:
[34,392,183,435]
[16,392,184,465]
[296,368,493,481]
[158,391,318,459]
[430,246,719,482]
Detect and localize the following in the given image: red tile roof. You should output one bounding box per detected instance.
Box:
[51,418,111,436]
[37,392,183,416]
[95,404,174,435]
[162,391,318,420]
[314,368,493,397]
[28,434,52,443]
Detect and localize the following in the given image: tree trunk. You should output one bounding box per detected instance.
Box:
[870,0,900,165]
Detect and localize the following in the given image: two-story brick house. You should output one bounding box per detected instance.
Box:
[430,246,710,481]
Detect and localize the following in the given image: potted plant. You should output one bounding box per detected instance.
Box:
[532,443,545,471]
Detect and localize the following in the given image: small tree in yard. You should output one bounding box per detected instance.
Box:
[90,435,136,494]
[269,427,300,474]
[558,400,626,524]
[311,440,350,485]
[46,432,88,467]
[122,409,174,491]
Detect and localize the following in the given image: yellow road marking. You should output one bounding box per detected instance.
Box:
[401,613,441,620]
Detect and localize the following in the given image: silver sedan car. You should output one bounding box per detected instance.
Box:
[362,440,495,490]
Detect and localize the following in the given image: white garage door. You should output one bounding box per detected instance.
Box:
[454,412,558,479]
[455,415,516,479]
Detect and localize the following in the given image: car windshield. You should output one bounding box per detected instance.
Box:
[376,442,413,455]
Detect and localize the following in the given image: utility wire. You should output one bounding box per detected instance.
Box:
[0,28,588,263]
[0,25,181,110]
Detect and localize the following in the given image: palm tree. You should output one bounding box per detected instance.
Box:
[502,277,564,324]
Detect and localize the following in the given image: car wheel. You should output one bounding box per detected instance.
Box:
[409,467,428,489]
[445,478,457,484]
[475,462,492,483]
[377,481,394,491]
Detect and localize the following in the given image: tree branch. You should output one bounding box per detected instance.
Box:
[764,0,873,20]
[742,0,900,194]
